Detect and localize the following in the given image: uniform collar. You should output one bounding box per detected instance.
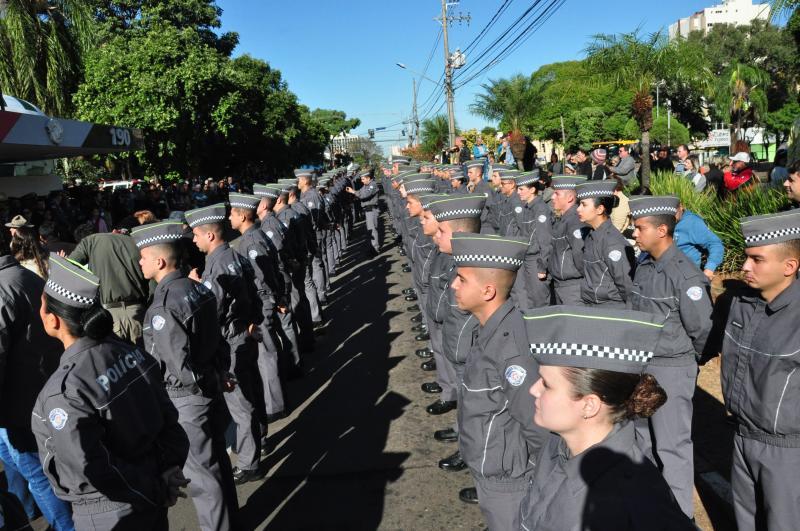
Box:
[650,244,679,273]
[476,298,516,350]
[556,420,637,495]
[243,224,259,237]
[155,270,183,294]
[766,279,800,313]
[60,336,102,364]
[206,242,230,267]
[0,255,19,271]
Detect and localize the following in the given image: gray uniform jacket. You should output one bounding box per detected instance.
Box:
[496,193,523,236]
[458,300,546,485]
[508,196,553,275]
[290,200,318,256]
[355,180,379,209]
[441,260,478,366]
[276,206,306,266]
[426,251,450,322]
[31,337,189,508]
[549,205,587,282]
[721,280,800,446]
[580,218,634,306]
[0,256,61,451]
[235,225,284,312]
[471,180,496,234]
[520,421,693,531]
[260,212,286,253]
[201,243,253,339]
[142,270,223,398]
[412,231,436,295]
[300,188,329,235]
[631,245,713,366]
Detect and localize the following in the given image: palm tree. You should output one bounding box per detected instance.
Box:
[421,114,451,156]
[768,0,799,20]
[584,29,709,191]
[0,0,94,115]
[470,74,547,161]
[711,63,769,150]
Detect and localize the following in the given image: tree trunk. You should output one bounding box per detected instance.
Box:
[640,129,652,192]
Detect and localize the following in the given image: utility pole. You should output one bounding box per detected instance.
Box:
[412,78,420,147]
[437,0,469,153]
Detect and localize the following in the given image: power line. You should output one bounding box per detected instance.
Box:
[461,0,515,55]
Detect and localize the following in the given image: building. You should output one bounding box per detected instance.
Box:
[668,0,770,40]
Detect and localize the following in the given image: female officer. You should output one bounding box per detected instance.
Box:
[520,306,694,531]
[575,180,634,307]
[32,255,190,530]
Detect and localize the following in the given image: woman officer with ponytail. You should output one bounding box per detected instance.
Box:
[520,306,694,531]
[575,180,635,307]
[31,255,190,530]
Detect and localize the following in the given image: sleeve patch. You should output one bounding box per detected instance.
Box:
[505,365,527,387]
[686,286,703,301]
[608,249,622,262]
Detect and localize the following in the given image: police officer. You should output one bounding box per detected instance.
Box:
[720,210,800,530]
[346,168,381,256]
[464,160,495,234]
[628,196,713,519]
[228,193,290,417]
[427,194,488,471]
[548,176,588,304]
[575,181,634,308]
[33,255,190,530]
[521,306,695,531]
[495,169,523,236]
[286,184,326,324]
[185,204,264,485]
[448,233,547,528]
[296,170,331,298]
[446,166,469,195]
[509,172,552,308]
[133,221,240,530]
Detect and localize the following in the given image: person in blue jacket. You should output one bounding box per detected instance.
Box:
[674,204,724,281]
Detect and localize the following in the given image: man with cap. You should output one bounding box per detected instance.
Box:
[0,236,73,530]
[133,221,240,530]
[521,306,694,531]
[255,184,303,369]
[416,192,448,368]
[296,170,332,296]
[346,168,381,256]
[719,210,800,530]
[427,194,488,469]
[185,204,264,485]
[68,231,150,346]
[723,152,756,195]
[494,169,523,236]
[229,192,290,420]
[509,171,552,308]
[629,196,714,519]
[590,148,609,180]
[448,233,547,528]
[273,185,317,351]
[548,175,588,304]
[464,160,496,234]
[576,180,634,307]
[287,184,327,322]
[446,166,469,195]
[33,255,190,529]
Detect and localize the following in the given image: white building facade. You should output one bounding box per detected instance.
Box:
[669,0,770,39]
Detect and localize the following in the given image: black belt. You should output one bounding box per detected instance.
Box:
[363,206,377,212]
[103,299,142,309]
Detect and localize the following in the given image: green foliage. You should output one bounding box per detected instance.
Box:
[764,102,800,146]
[309,109,361,140]
[624,114,691,147]
[644,172,789,272]
[470,74,548,133]
[421,114,451,157]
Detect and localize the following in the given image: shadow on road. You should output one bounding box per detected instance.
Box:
[240,222,412,530]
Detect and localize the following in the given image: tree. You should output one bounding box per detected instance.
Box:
[309,108,361,168]
[0,0,95,115]
[421,114,451,158]
[710,62,769,149]
[764,102,800,147]
[585,29,709,190]
[624,115,691,148]
[470,74,547,134]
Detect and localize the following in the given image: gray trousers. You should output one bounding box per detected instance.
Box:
[223,335,261,471]
[72,499,167,531]
[303,262,324,322]
[510,268,527,309]
[326,230,337,275]
[553,279,582,305]
[174,394,239,531]
[365,209,380,252]
[290,266,314,343]
[453,363,466,433]
[311,246,327,302]
[732,433,800,531]
[473,478,527,531]
[635,362,697,519]
[257,321,285,416]
[524,262,550,308]
[429,322,457,402]
[277,310,301,366]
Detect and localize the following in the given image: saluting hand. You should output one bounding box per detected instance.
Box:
[57,250,67,258]
[187,268,201,282]
[703,269,715,281]
[161,466,190,507]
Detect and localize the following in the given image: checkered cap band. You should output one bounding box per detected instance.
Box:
[454,254,524,267]
[253,185,278,198]
[744,226,800,245]
[630,205,678,218]
[133,232,183,248]
[186,214,224,228]
[515,174,538,186]
[46,279,97,308]
[576,189,614,199]
[433,208,482,221]
[229,200,258,210]
[551,176,586,190]
[529,342,654,364]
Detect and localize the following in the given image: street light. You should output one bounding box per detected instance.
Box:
[395,63,440,85]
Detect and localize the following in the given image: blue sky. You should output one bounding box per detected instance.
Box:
[215,0,732,146]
